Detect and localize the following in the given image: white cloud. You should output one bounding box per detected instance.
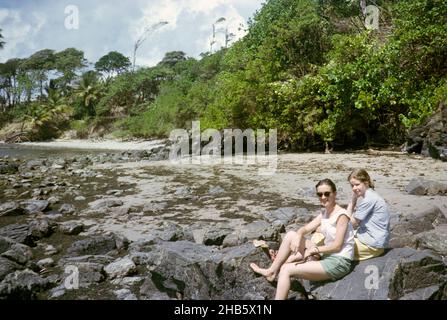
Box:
[0,9,33,61]
[1,1,263,66]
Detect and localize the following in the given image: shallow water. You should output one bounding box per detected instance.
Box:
[0,143,120,160]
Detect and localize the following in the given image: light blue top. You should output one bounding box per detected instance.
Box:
[354,188,390,248]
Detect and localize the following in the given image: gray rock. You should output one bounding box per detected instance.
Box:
[0,236,15,254]
[0,162,19,174]
[20,200,50,214]
[60,262,105,288]
[25,159,46,170]
[414,224,447,256]
[262,207,311,228]
[0,202,26,217]
[1,243,33,265]
[37,258,55,269]
[390,206,446,248]
[58,255,115,266]
[142,202,168,213]
[405,178,447,196]
[223,221,279,247]
[0,224,35,246]
[104,257,137,279]
[0,257,23,281]
[0,269,49,299]
[405,101,447,161]
[59,221,84,235]
[114,288,137,300]
[59,204,76,215]
[142,240,274,300]
[90,199,124,210]
[303,248,447,300]
[208,186,225,195]
[66,235,119,256]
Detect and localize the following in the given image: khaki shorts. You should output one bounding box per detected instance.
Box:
[320,255,353,280]
[354,237,384,261]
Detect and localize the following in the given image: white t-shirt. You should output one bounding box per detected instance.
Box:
[320,208,355,260]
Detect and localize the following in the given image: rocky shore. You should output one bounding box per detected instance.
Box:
[0,143,446,300]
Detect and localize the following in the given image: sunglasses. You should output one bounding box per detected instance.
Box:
[317,191,332,198]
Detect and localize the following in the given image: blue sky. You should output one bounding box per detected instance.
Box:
[0,0,263,67]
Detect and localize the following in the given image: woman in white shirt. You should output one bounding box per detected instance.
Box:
[250,179,355,300]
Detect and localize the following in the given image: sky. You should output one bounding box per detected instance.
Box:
[0,0,264,67]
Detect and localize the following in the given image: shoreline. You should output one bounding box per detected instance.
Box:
[1,138,167,151]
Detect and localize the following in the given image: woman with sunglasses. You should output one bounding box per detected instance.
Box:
[250,179,355,300]
[347,169,390,261]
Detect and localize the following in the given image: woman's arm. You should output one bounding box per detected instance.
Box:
[347,193,360,229]
[297,214,322,236]
[290,214,322,253]
[306,215,349,257]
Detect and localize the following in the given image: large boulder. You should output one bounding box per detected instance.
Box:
[0,270,50,299]
[133,240,274,300]
[302,248,447,300]
[404,100,447,161]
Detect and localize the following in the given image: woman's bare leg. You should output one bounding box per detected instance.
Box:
[275,261,330,300]
[250,231,305,281]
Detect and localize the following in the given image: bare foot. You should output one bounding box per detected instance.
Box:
[249,263,276,282]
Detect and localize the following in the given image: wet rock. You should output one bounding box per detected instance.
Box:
[0,269,49,299]
[104,257,137,279]
[20,200,50,214]
[303,248,447,300]
[0,202,26,217]
[405,178,447,196]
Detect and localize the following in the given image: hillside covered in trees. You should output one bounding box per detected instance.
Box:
[0,0,446,151]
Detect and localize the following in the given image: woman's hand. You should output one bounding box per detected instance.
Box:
[304,246,320,260]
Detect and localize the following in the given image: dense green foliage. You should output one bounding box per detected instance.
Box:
[1,0,446,149]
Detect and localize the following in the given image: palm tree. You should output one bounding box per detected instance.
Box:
[74,71,103,117]
[0,28,5,49]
